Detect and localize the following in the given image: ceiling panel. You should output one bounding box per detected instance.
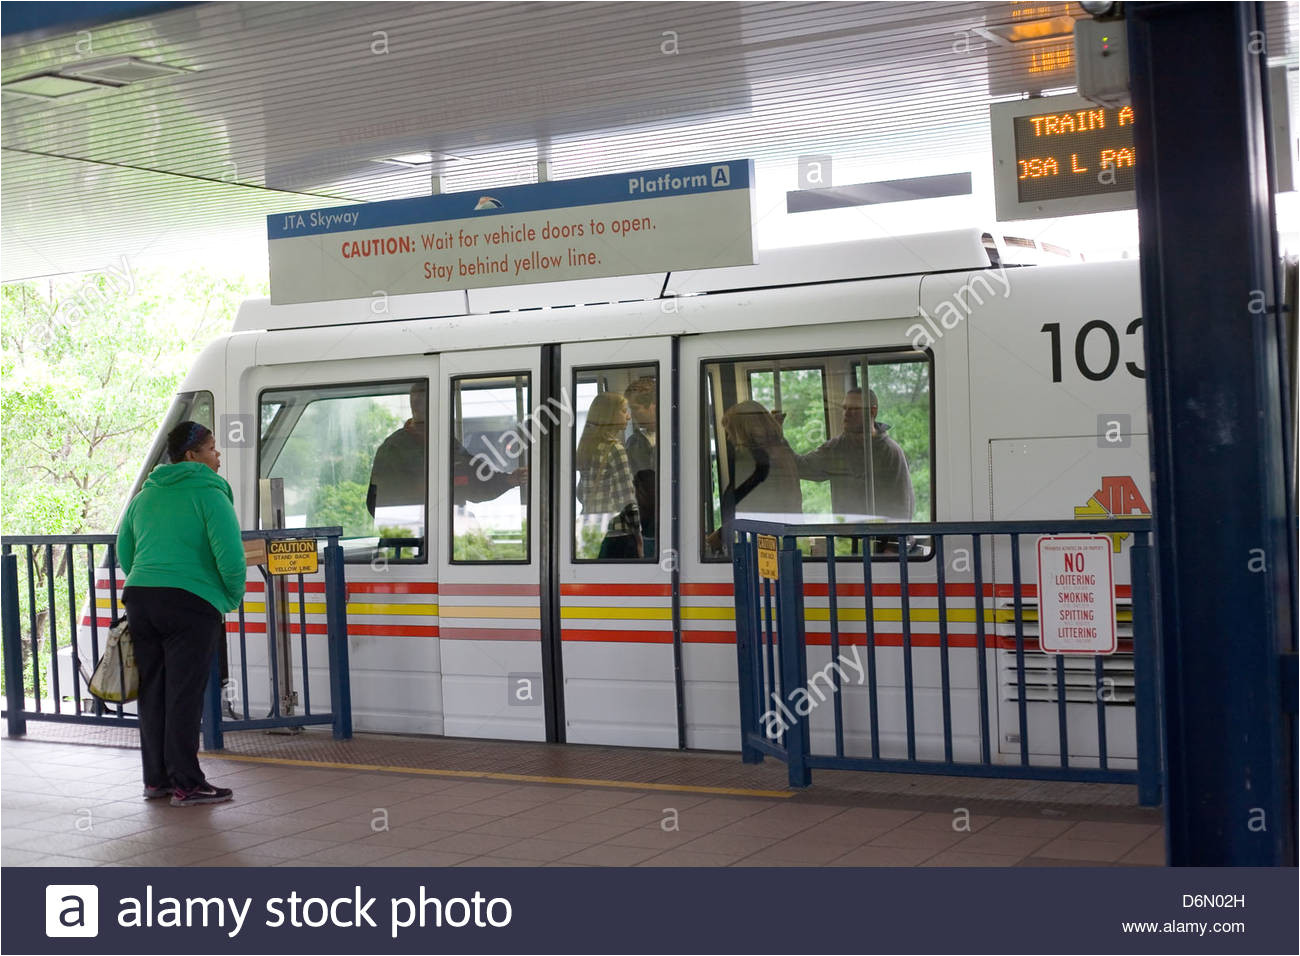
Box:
[2,1,1296,280]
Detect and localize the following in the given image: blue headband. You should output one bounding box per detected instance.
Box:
[180,423,209,454]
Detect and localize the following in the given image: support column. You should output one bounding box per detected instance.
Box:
[1127,1,1296,865]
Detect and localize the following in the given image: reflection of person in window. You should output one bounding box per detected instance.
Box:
[708,400,802,555]
[796,387,914,520]
[577,392,641,559]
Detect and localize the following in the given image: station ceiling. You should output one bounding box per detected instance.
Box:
[2,1,1296,282]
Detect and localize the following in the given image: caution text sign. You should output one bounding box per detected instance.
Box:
[267,539,319,576]
[756,534,779,581]
[1036,535,1116,655]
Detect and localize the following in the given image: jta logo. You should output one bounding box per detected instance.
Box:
[1074,475,1150,552]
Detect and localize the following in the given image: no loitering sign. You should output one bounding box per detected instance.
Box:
[267,160,755,304]
[1036,535,1117,655]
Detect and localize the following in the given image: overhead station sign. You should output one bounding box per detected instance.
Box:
[267,160,755,305]
[991,93,1136,221]
[1035,535,1117,655]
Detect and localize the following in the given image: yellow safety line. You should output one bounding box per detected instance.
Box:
[199,752,794,799]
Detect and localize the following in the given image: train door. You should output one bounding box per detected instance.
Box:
[251,354,440,736]
[436,346,548,741]
[680,314,960,756]
[558,338,677,747]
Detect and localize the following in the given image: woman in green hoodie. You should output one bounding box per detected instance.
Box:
[117,421,246,806]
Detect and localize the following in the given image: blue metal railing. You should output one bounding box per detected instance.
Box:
[732,518,1162,806]
[1,528,352,746]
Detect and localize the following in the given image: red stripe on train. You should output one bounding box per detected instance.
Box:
[223,622,439,637]
[438,627,541,641]
[562,629,674,643]
[561,584,672,597]
[439,583,540,596]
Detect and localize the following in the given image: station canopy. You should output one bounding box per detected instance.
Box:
[2,1,1296,281]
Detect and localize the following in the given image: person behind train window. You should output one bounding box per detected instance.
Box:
[708,400,803,555]
[117,421,245,806]
[452,440,527,506]
[624,376,657,479]
[577,391,642,559]
[368,382,525,517]
[795,387,914,520]
[633,468,656,558]
[624,375,658,541]
[367,382,428,518]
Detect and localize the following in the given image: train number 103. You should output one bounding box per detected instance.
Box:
[1041,318,1145,382]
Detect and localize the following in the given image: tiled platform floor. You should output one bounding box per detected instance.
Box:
[1,727,1165,868]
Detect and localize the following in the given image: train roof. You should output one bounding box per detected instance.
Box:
[233,228,1014,334]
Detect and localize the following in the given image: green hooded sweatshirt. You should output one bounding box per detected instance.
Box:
[116,462,246,614]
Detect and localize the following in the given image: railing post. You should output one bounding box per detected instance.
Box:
[3,553,28,737]
[732,531,763,763]
[777,536,810,787]
[1130,532,1163,808]
[201,651,223,751]
[324,537,352,740]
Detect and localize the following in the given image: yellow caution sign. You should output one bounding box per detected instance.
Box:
[267,538,319,576]
[756,534,779,581]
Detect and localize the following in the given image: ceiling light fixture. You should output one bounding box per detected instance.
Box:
[974,14,1077,46]
[1,73,116,100]
[61,56,188,85]
[1,56,188,101]
[379,151,466,169]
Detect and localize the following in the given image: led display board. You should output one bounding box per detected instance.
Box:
[991,93,1136,221]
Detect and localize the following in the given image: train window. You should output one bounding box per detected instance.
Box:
[450,373,531,563]
[259,380,427,563]
[701,348,934,561]
[572,364,658,562]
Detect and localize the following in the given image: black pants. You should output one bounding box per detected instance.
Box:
[123,586,221,791]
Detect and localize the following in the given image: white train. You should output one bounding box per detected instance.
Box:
[80,228,1151,767]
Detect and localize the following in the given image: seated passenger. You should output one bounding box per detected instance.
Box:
[796,387,913,520]
[577,391,641,559]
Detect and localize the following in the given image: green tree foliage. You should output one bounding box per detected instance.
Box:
[308,480,375,539]
[2,267,263,533]
[1,264,265,699]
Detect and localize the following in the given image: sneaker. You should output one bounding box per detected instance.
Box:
[169,783,233,807]
[142,785,173,800]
